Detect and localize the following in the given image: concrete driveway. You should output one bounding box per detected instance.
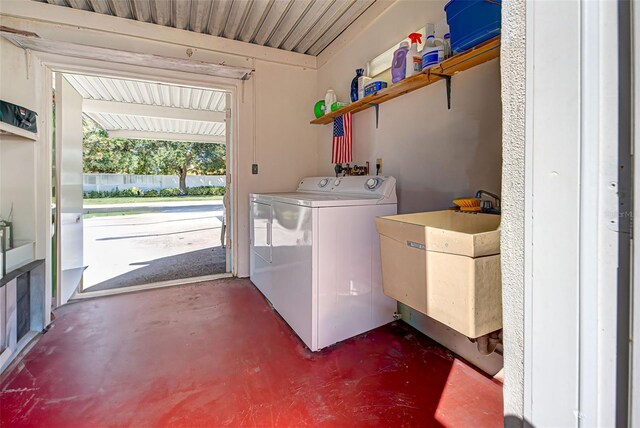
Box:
[82,201,226,292]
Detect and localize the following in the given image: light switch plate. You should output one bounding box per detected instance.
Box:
[252,164,259,174]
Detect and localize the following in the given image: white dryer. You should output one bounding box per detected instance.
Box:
[250,176,398,351]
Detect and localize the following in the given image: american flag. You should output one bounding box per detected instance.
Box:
[332,112,352,164]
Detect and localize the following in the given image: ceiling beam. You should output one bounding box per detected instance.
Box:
[82,99,226,122]
[106,130,225,144]
[0,0,317,69]
[1,30,254,80]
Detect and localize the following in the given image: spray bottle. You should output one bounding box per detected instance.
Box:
[406,32,423,77]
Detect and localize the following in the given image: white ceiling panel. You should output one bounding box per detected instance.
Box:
[33,0,376,56]
[108,0,133,19]
[65,74,227,111]
[86,111,226,136]
[130,0,153,22]
[279,0,333,51]
[222,0,253,40]
[173,0,192,30]
[150,0,172,26]
[86,0,112,15]
[190,0,214,33]
[65,0,91,11]
[251,0,293,46]
[65,73,227,141]
[238,0,273,43]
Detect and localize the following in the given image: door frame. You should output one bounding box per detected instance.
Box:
[38,52,241,305]
[54,72,86,307]
[521,0,630,425]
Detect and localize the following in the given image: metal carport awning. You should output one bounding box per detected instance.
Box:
[62,72,229,144]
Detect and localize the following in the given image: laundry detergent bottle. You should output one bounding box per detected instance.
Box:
[422,34,444,69]
[391,41,410,83]
[406,33,423,77]
[323,89,337,115]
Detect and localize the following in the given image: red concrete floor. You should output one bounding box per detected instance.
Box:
[0,278,503,427]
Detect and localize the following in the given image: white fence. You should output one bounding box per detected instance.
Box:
[83,173,226,192]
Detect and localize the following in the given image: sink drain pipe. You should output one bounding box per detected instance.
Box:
[469,329,503,355]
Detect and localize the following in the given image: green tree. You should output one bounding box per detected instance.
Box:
[147,140,225,194]
[83,120,226,194]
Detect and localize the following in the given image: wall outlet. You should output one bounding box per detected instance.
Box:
[376,158,382,174]
[252,164,259,174]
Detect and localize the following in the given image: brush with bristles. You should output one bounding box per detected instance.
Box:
[452,197,481,212]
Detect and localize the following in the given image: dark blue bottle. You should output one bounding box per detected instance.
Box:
[351,68,364,102]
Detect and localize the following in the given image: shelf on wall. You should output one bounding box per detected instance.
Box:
[311,36,501,125]
[1,241,35,279]
[0,122,37,141]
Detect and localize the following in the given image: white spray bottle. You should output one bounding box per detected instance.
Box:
[405,33,423,77]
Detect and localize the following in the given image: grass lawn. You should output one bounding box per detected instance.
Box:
[83,195,223,205]
[84,210,155,219]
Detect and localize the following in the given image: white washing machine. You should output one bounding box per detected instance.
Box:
[250,176,398,351]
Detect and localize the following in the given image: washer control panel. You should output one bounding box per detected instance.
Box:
[365,178,381,190]
[297,176,395,200]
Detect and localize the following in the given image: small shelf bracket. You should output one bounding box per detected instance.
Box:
[369,103,380,128]
[431,72,452,110]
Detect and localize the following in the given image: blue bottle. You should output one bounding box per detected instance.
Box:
[351,68,364,102]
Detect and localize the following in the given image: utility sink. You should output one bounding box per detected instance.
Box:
[376,210,501,338]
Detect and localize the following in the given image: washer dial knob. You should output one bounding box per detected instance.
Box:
[318,178,329,188]
[366,178,380,190]
[334,179,341,186]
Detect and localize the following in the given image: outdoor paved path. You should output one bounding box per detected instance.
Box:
[83,202,226,292]
[84,200,222,213]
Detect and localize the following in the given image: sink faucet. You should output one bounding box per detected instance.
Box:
[475,190,501,213]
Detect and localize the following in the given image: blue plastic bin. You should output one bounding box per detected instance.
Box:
[444,0,501,54]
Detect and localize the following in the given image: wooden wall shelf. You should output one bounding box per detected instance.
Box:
[311,36,501,125]
[0,122,37,141]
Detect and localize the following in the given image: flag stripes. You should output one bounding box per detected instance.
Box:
[332,112,352,164]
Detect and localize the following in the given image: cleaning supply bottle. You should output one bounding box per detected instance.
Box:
[350,69,364,102]
[406,33,423,77]
[391,41,409,83]
[323,89,337,115]
[357,74,372,100]
[443,33,452,59]
[421,34,444,70]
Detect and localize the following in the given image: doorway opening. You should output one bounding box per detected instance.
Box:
[51,71,233,304]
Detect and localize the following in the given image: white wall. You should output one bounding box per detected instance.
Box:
[0,39,38,242]
[0,37,52,322]
[500,0,526,424]
[237,59,319,276]
[0,37,50,258]
[316,0,502,214]
[315,0,503,370]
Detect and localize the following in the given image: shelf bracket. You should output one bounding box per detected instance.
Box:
[431,73,452,110]
[369,103,380,128]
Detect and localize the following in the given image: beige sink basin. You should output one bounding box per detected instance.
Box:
[376,210,502,338]
[377,210,501,257]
